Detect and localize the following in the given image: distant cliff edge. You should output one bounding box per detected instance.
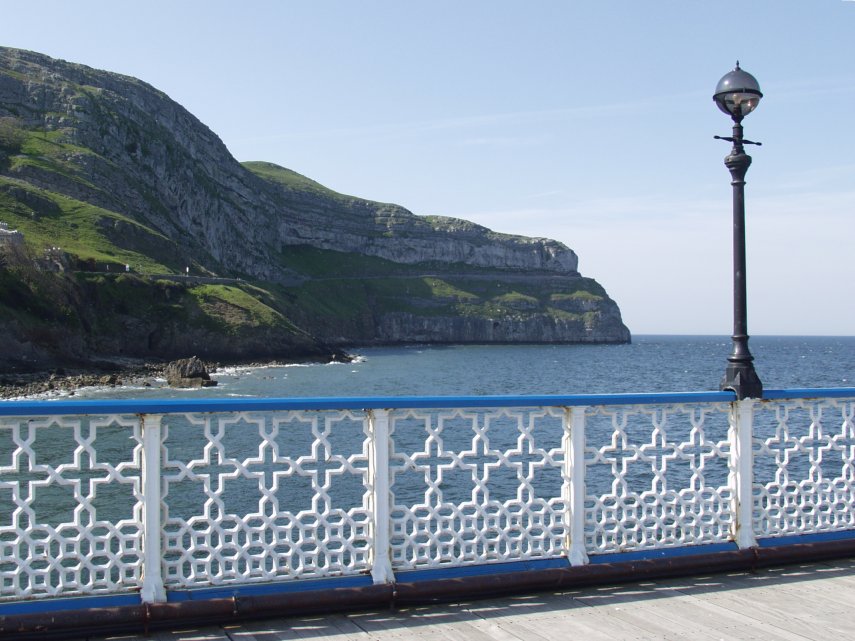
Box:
[0,46,629,372]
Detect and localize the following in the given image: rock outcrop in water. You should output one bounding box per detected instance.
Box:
[164,356,217,388]
[0,46,629,372]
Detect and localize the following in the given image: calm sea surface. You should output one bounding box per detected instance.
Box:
[76,335,855,400]
[18,335,855,528]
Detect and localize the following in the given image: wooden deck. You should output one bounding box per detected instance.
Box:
[91,558,855,641]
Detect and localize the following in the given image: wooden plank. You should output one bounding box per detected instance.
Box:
[488,612,632,641]
[687,564,855,609]
[471,591,654,641]
[229,614,368,641]
[148,628,232,641]
[648,584,824,641]
[750,562,855,593]
[570,585,732,640]
[349,605,520,641]
[762,572,855,610]
[804,558,855,586]
[222,620,305,641]
[457,614,541,641]
[663,576,845,639]
[442,594,644,640]
[464,590,587,620]
[575,604,690,639]
[537,605,658,640]
[347,608,467,639]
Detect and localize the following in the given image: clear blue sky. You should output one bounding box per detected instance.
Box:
[2,1,854,335]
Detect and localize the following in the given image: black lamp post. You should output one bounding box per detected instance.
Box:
[713,62,763,400]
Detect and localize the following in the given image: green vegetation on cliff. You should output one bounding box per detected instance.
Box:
[0,46,629,371]
[243,161,358,204]
[275,269,612,338]
[0,257,322,369]
[0,179,172,273]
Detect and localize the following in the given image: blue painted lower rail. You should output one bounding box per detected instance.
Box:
[1,388,855,638]
[3,531,855,640]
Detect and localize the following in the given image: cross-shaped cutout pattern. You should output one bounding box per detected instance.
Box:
[0,414,142,599]
[755,400,855,537]
[388,407,566,570]
[5,395,855,602]
[584,403,732,554]
[160,411,371,588]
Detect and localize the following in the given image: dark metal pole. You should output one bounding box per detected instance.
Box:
[720,121,762,399]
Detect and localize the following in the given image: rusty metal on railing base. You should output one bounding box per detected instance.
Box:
[3,539,855,641]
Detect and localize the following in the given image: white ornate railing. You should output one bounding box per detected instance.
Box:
[753,397,855,537]
[1,389,854,607]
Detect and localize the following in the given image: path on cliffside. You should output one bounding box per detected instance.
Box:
[139,270,584,285]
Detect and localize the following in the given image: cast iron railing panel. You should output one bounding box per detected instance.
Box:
[584,402,733,554]
[387,407,566,569]
[0,414,143,598]
[753,398,855,537]
[159,410,372,588]
[1,389,854,604]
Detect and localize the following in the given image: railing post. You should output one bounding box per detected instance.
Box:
[728,399,757,549]
[368,409,394,584]
[140,413,166,603]
[564,406,589,566]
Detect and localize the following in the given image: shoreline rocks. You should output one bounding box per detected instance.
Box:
[0,351,354,400]
[164,356,217,388]
[0,362,164,399]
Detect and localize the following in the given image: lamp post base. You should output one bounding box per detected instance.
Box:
[721,361,763,400]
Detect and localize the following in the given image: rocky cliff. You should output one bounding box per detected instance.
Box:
[0,46,629,370]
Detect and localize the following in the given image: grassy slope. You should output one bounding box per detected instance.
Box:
[279,272,606,325]
[242,161,607,329]
[0,180,172,273]
[242,161,359,205]
[243,161,537,243]
[0,121,314,357]
[1,127,173,272]
[0,116,617,365]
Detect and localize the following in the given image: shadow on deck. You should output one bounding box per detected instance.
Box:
[89,558,855,641]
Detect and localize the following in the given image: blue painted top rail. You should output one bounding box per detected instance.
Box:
[1,388,854,417]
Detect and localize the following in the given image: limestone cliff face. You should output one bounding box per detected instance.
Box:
[0,46,630,354]
[0,47,578,280]
[377,308,629,345]
[276,205,579,274]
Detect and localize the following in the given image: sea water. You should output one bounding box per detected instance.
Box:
[11,335,855,532]
[74,335,855,400]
